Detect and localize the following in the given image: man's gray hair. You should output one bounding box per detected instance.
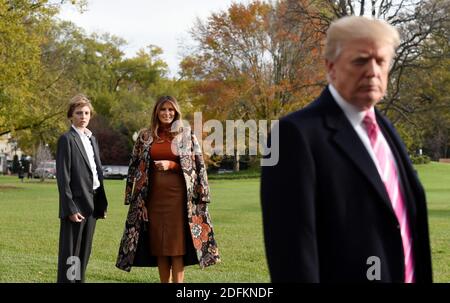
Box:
[325,16,400,61]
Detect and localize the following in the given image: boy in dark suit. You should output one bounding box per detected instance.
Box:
[56,94,108,283]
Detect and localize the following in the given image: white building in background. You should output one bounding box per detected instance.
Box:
[0,133,23,174]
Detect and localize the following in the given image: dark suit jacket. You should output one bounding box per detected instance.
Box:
[56,127,108,219]
[261,87,432,283]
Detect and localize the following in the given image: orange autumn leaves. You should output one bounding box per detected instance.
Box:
[182,0,326,122]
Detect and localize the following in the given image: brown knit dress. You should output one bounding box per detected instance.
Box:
[146,130,187,256]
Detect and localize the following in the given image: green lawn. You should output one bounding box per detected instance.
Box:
[0,175,267,282]
[414,163,450,282]
[0,162,448,282]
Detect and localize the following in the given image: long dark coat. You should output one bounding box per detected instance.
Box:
[116,128,220,271]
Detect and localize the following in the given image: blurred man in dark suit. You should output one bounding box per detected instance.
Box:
[261,16,432,283]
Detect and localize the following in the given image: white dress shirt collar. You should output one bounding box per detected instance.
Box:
[72,125,93,139]
[328,84,397,179]
[328,84,375,127]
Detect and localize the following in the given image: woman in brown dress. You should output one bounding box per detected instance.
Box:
[115,96,220,281]
[143,96,187,282]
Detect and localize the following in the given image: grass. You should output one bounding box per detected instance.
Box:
[0,162,448,282]
[414,162,450,282]
[0,176,267,282]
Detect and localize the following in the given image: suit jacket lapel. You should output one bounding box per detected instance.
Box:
[320,89,393,211]
[70,127,91,169]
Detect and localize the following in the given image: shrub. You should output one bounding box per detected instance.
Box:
[410,154,431,164]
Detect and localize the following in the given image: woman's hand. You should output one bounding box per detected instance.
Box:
[154,160,171,171]
[141,206,148,222]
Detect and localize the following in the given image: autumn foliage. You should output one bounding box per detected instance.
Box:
[181,0,326,122]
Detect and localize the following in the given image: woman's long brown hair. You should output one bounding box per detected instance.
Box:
[150,95,183,140]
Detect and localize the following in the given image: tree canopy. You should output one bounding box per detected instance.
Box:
[1,0,449,164]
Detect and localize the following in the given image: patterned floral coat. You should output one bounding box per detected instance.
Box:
[116,128,220,271]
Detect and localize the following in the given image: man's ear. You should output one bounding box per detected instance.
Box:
[325,59,336,83]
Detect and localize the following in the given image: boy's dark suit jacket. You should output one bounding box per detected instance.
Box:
[56,127,108,219]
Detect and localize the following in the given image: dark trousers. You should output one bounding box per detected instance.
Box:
[57,215,97,283]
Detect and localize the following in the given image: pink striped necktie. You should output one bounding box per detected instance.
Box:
[362,110,415,283]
